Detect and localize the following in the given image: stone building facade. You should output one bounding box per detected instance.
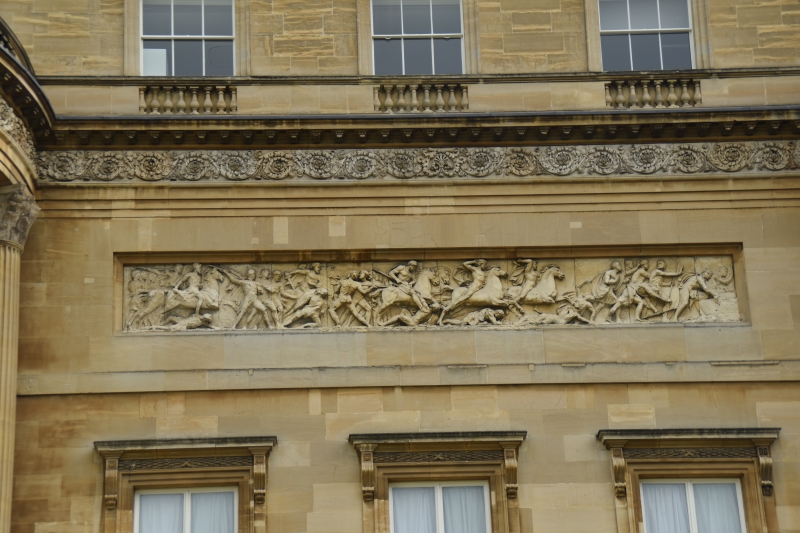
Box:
[0,2,799,533]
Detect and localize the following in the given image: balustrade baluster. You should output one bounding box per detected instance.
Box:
[373,87,381,112]
[460,85,469,111]
[615,81,625,109]
[189,86,200,115]
[605,84,612,108]
[384,84,395,113]
[447,85,457,112]
[692,80,702,106]
[409,85,420,113]
[163,86,173,115]
[203,87,213,114]
[679,79,691,107]
[422,85,433,113]
[641,80,652,108]
[654,80,665,108]
[150,87,161,115]
[216,86,227,113]
[434,85,445,112]
[176,86,187,114]
[667,80,678,108]
[396,85,407,113]
[139,87,146,113]
[230,87,238,112]
[627,80,639,108]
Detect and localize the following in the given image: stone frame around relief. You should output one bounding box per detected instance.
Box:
[112,243,750,335]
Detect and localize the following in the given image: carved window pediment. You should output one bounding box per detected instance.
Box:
[350,431,525,533]
[95,436,277,533]
[596,428,780,533]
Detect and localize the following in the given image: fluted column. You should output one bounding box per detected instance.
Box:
[0,184,39,533]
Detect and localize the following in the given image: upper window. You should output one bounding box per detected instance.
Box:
[141,0,234,76]
[641,480,746,533]
[389,482,491,533]
[598,0,692,71]
[371,0,464,75]
[134,488,237,533]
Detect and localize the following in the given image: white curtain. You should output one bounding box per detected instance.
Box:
[392,487,437,533]
[139,493,184,533]
[693,483,742,533]
[642,483,691,533]
[191,492,235,533]
[442,486,487,533]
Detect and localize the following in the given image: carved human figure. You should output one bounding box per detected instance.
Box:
[223,268,273,329]
[508,259,538,304]
[329,271,372,327]
[289,263,322,292]
[672,269,720,322]
[607,260,670,322]
[387,260,427,311]
[579,261,622,323]
[443,308,505,326]
[157,313,214,332]
[514,304,590,326]
[438,259,489,324]
[646,260,684,321]
[171,263,205,315]
[283,288,329,328]
[380,301,441,327]
[711,266,734,292]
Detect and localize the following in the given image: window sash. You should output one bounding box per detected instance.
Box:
[140,0,235,75]
[388,481,491,533]
[640,479,747,533]
[133,487,238,533]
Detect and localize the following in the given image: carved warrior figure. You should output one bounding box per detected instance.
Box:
[0,185,40,248]
[123,256,741,332]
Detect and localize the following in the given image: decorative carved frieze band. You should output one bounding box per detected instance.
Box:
[123,255,741,333]
[622,447,758,459]
[36,141,799,184]
[0,97,36,162]
[118,456,253,471]
[372,450,505,463]
[0,184,40,249]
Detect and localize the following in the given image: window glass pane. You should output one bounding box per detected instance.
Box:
[143,40,173,75]
[374,38,403,74]
[599,0,629,30]
[174,40,204,75]
[660,32,691,69]
[191,492,235,533]
[630,0,659,29]
[139,493,184,533]
[403,0,432,34]
[433,38,462,73]
[600,34,631,70]
[392,487,436,533]
[143,0,172,35]
[205,0,233,36]
[642,484,691,533]
[442,486,487,533]
[659,0,690,28]
[205,40,233,75]
[693,484,743,533]
[373,0,403,34]
[404,38,433,74]
[432,0,461,34]
[174,0,202,35]
[631,32,661,69]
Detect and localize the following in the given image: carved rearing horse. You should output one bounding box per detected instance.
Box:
[375,269,441,320]
[439,266,509,323]
[506,264,565,305]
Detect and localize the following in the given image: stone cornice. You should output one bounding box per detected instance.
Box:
[596,428,781,447]
[35,141,799,185]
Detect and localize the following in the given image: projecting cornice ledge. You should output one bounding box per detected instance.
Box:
[349,431,527,445]
[596,428,781,446]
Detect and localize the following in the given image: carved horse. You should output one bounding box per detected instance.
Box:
[438,266,509,323]
[375,269,442,320]
[506,264,565,305]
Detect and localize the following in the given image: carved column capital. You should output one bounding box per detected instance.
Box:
[0,184,39,250]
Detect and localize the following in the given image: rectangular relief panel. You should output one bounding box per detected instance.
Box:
[122,252,742,333]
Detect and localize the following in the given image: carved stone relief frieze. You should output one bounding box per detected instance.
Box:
[38,141,799,184]
[0,97,35,162]
[123,255,741,333]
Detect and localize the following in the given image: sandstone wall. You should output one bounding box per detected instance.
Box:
[12,383,800,533]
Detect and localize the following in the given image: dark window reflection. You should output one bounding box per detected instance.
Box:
[205,40,234,75]
[661,32,692,69]
[143,0,172,35]
[404,39,433,74]
[600,34,631,71]
[434,38,462,74]
[374,38,404,74]
[205,0,234,36]
[174,40,204,75]
[631,33,662,70]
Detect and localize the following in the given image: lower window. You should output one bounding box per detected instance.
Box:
[641,479,746,533]
[134,488,237,533]
[389,481,491,533]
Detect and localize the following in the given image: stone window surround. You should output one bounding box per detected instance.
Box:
[356,0,480,75]
[124,0,252,76]
[583,0,712,71]
[95,436,277,533]
[596,428,780,533]
[349,431,526,533]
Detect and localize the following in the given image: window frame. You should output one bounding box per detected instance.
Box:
[597,0,695,71]
[370,0,466,75]
[639,478,747,533]
[139,0,236,76]
[133,487,239,533]
[388,480,492,533]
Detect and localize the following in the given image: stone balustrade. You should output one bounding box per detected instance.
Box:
[138,85,238,115]
[374,83,469,113]
[604,79,701,110]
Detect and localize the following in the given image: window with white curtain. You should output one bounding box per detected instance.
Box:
[389,482,491,533]
[134,488,237,533]
[141,0,235,76]
[371,0,464,75]
[598,0,693,71]
[641,480,747,533]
